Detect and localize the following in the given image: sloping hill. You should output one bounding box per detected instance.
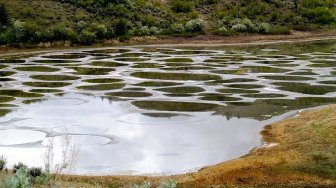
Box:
[0,0,335,45]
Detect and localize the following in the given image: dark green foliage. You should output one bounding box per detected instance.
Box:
[269,26,292,35]
[13,162,28,173]
[0,4,9,27]
[171,1,194,13]
[304,7,334,24]
[114,19,130,36]
[0,156,6,171]
[28,167,42,178]
[0,0,334,45]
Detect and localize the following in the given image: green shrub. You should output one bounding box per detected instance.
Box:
[171,23,185,33]
[10,20,26,41]
[231,24,247,32]
[198,0,219,5]
[241,18,255,32]
[138,26,151,36]
[28,167,42,178]
[304,7,335,24]
[185,18,205,33]
[149,26,161,35]
[0,155,6,171]
[158,179,177,188]
[34,173,50,185]
[114,19,130,36]
[13,162,28,174]
[2,168,31,188]
[257,23,270,34]
[215,26,236,36]
[0,4,9,28]
[171,1,194,13]
[131,181,151,188]
[301,0,327,8]
[78,29,96,44]
[269,25,291,35]
[89,23,107,39]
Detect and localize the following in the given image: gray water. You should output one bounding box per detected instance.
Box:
[0,40,335,175]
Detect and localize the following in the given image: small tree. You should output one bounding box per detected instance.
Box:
[0,4,9,28]
[114,19,130,36]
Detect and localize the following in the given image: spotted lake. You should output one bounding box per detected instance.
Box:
[0,40,335,175]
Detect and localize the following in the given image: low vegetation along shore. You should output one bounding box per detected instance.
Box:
[0,0,335,47]
[1,105,335,187]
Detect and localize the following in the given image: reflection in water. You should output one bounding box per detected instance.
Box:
[0,39,335,175]
[0,94,293,175]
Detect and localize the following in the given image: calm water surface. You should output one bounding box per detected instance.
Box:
[0,40,335,175]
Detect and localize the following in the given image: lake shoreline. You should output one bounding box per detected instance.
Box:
[1,30,336,56]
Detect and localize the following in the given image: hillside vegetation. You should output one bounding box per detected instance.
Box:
[0,0,335,46]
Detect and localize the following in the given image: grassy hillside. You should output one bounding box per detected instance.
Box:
[0,0,335,46]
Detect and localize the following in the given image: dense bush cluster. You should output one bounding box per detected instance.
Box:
[0,0,334,46]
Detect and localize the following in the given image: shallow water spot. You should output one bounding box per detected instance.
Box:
[260,75,314,81]
[123,87,146,91]
[131,72,221,81]
[34,60,79,64]
[242,66,290,73]
[199,94,242,101]
[272,82,336,95]
[216,88,260,94]
[161,58,193,63]
[288,71,318,76]
[30,75,80,81]
[203,59,229,63]
[263,97,336,109]
[42,54,87,59]
[29,89,63,93]
[14,66,60,72]
[86,49,131,54]
[23,82,72,88]
[115,52,149,57]
[106,91,152,98]
[71,67,115,75]
[0,96,16,103]
[242,93,287,98]
[134,81,183,87]
[0,78,15,82]
[161,66,213,71]
[0,71,16,77]
[0,59,25,64]
[156,86,205,94]
[77,83,125,91]
[205,78,257,85]
[90,61,128,67]
[132,63,159,68]
[114,57,149,62]
[161,50,216,55]
[210,69,247,75]
[132,101,220,112]
[163,93,194,97]
[0,90,43,98]
[22,99,48,104]
[318,80,336,85]
[226,84,264,89]
[82,78,124,83]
